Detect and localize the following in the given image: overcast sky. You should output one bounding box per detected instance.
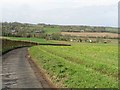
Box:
[1,0,119,27]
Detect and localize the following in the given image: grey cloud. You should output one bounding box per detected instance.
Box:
[2,1,118,27]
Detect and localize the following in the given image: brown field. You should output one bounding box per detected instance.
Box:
[61,32,119,38]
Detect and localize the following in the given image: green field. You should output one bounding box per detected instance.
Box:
[43,26,61,34]
[29,43,118,88]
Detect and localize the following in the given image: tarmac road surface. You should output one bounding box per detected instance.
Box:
[2,47,51,89]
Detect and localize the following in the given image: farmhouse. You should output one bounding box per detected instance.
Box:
[11,30,17,35]
[11,30,16,33]
[80,30,85,32]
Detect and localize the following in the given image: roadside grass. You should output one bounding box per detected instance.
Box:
[29,43,118,88]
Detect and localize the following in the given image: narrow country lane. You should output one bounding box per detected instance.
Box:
[2,47,51,88]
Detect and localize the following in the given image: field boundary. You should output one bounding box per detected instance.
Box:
[2,38,71,55]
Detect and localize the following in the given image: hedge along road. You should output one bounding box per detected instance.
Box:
[2,47,54,89]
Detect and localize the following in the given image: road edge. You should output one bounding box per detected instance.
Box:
[27,48,58,89]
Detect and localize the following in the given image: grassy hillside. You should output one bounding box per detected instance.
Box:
[2,22,118,38]
[29,43,118,88]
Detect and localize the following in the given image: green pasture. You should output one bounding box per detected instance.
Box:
[29,43,118,88]
[43,26,61,34]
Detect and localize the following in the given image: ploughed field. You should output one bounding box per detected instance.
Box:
[61,32,118,38]
[29,43,118,88]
